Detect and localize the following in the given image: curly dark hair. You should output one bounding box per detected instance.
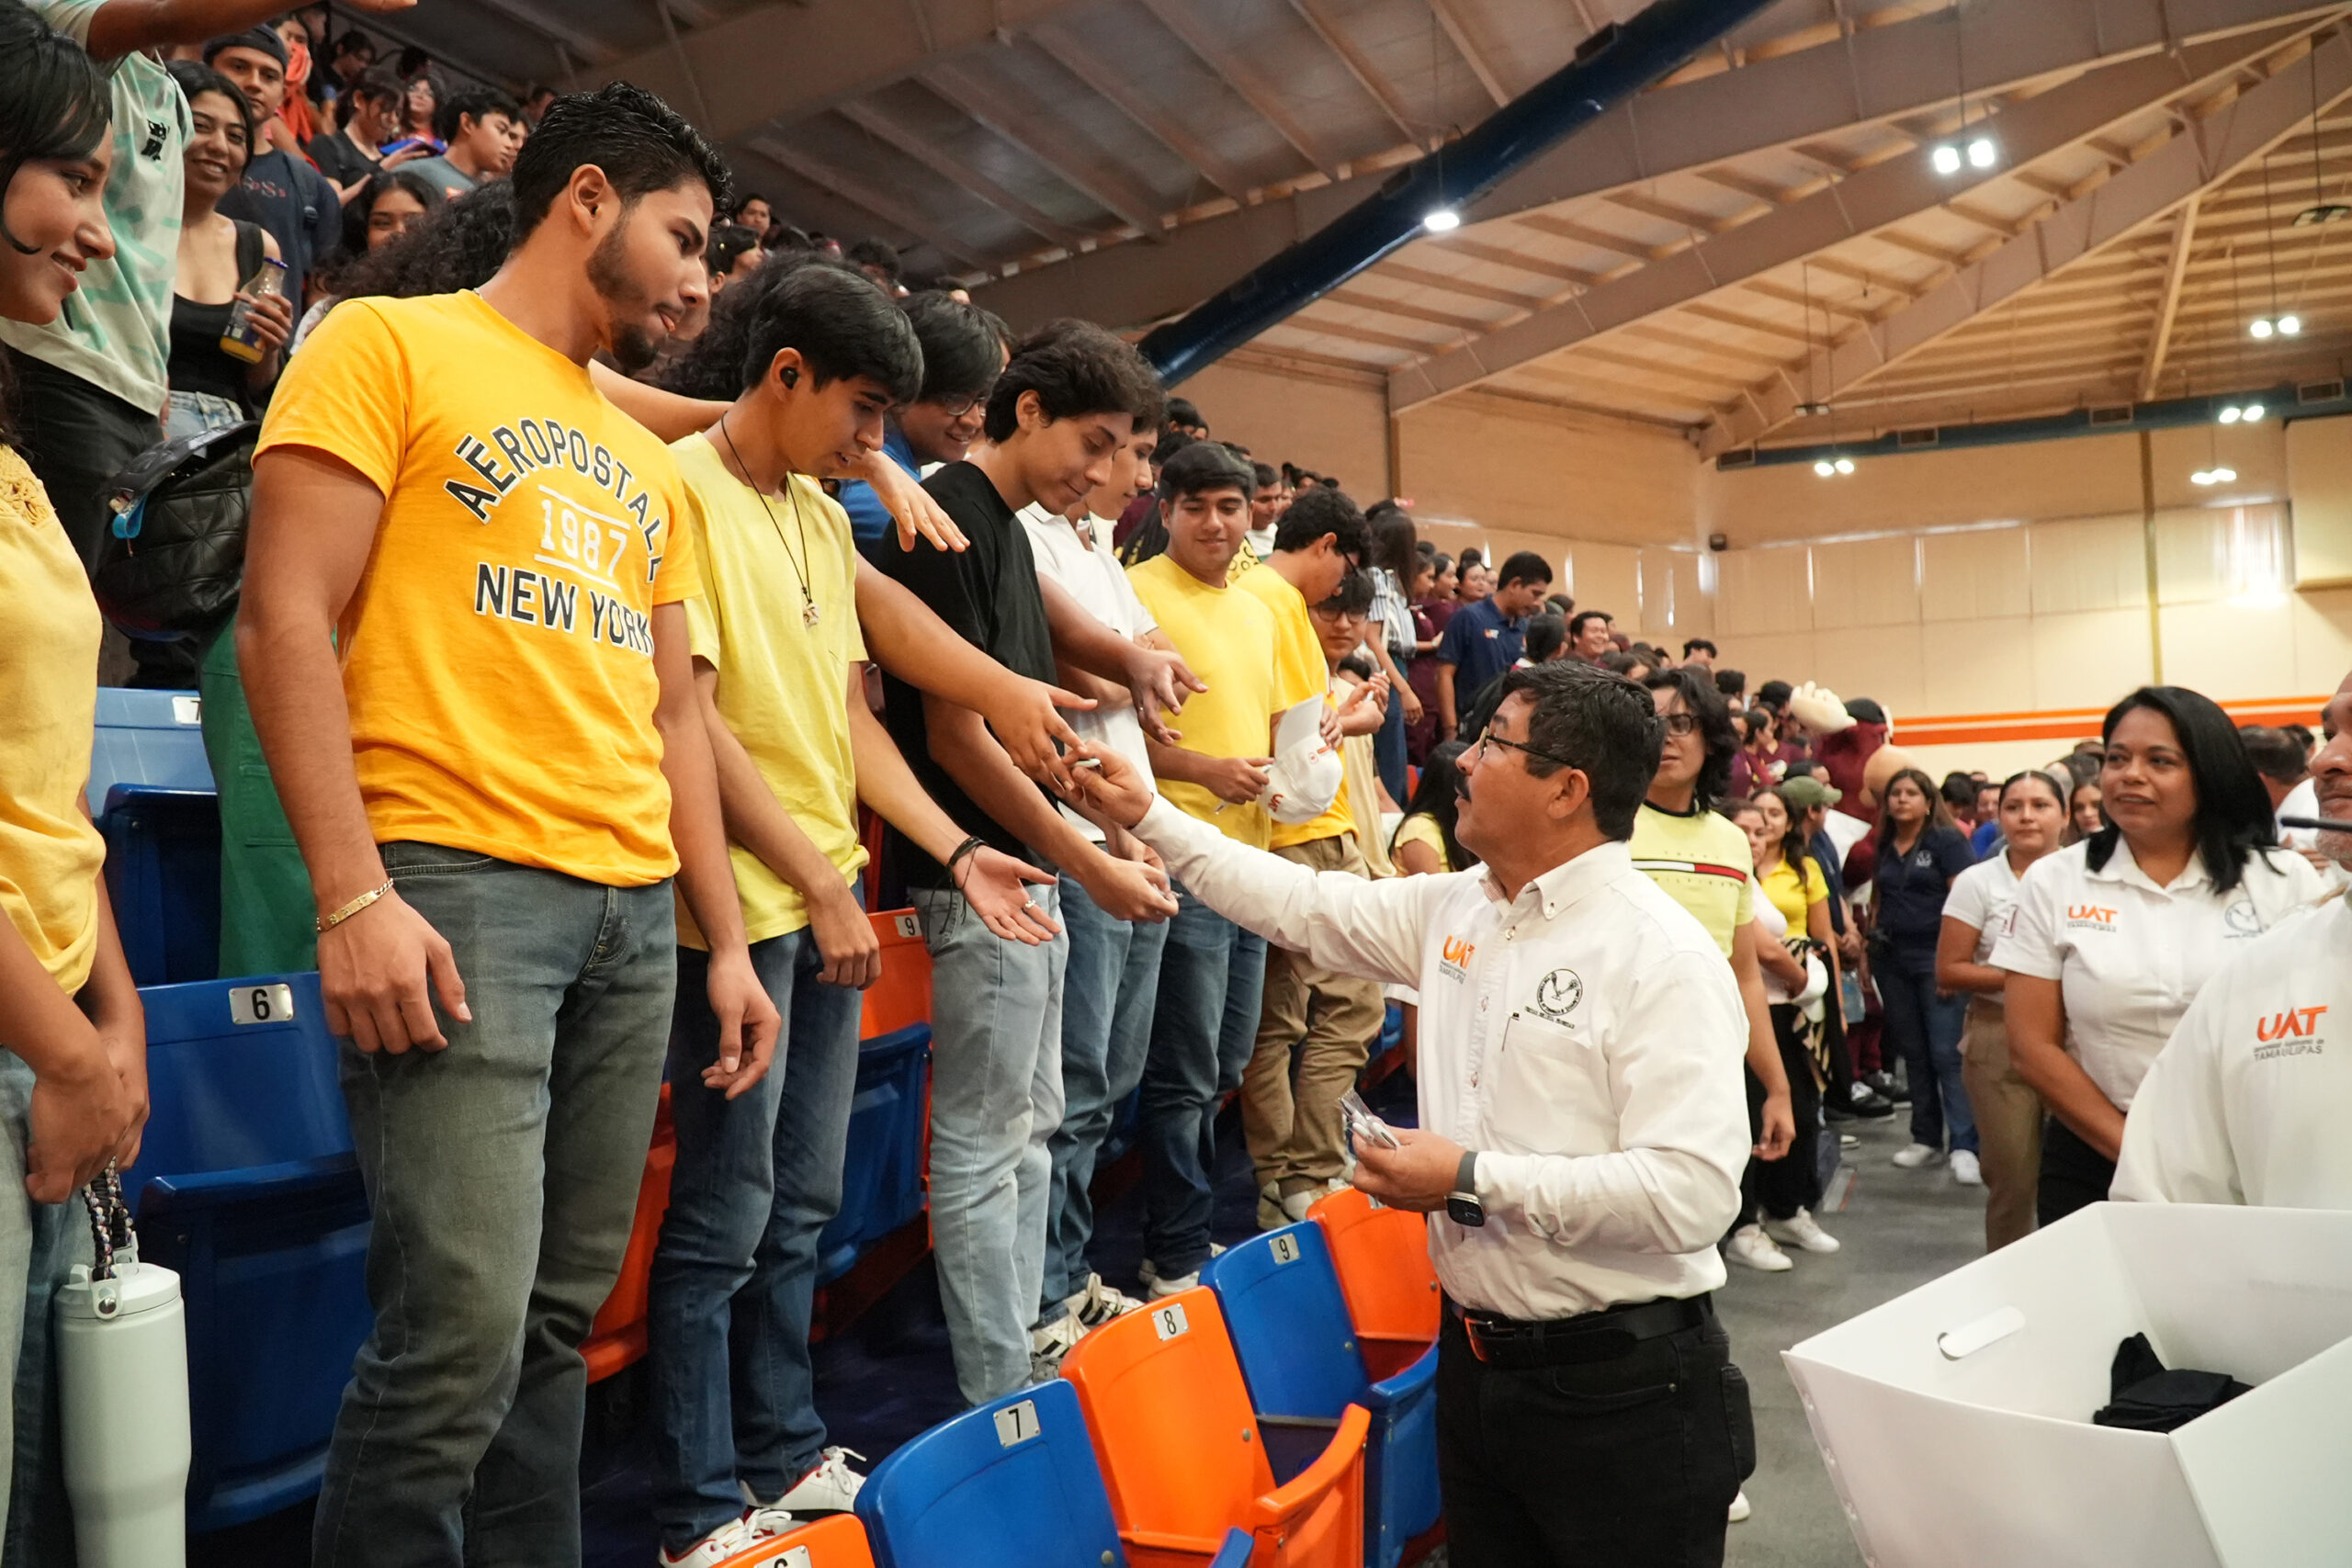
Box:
[330,178,516,302]
[1642,665,1737,812]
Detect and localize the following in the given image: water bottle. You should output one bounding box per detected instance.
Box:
[56,1169,190,1568]
[217,255,288,364]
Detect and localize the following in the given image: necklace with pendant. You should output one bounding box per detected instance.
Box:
[717,412,819,627]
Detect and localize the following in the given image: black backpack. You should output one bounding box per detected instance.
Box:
[89,418,258,643]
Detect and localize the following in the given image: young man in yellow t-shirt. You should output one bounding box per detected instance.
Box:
[1125,444,1329,1292]
[240,87,780,1568]
[1231,489,1388,1228]
[646,264,1082,1564]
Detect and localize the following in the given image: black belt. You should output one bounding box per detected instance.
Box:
[1446,1292,1713,1369]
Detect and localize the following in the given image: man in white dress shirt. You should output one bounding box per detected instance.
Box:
[2115,672,2352,1208]
[1067,659,1755,1567]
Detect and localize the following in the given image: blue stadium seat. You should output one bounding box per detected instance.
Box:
[1203,1224,1440,1568]
[854,1378,1125,1568]
[815,1022,932,1283]
[1209,1529,1254,1568]
[130,973,371,1532]
[90,688,220,985]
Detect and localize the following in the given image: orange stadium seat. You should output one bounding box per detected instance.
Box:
[1307,1189,1441,1382]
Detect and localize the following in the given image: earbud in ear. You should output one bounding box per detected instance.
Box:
[780,367,799,388]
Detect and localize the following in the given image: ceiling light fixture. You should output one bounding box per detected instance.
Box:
[1813,456,1858,478]
[2190,467,2238,486]
[1928,6,1995,176]
[1931,143,1962,175]
[2250,316,2276,339]
[1421,208,1461,233]
[1965,135,1998,170]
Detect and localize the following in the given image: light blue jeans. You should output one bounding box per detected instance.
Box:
[910,885,1067,1405]
[313,843,676,1568]
[1038,875,1167,1323]
[650,931,864,1555]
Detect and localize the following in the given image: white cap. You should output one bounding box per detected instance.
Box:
[1261,740,1343,824]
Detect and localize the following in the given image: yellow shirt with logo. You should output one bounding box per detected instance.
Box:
[672,434,866,948]
[257,290,697,886]
[0,447,105,993]
[1234,564,1349,850]
[1627,802,1757,959]
[1127,554,1322,848]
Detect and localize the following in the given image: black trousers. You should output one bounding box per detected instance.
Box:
[1741,1003,1824,1224]
[1437,1305,1753,1568]
[2036,1117,2116,1226]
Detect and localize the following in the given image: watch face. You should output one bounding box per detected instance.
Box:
[1446,1195,1486,1228]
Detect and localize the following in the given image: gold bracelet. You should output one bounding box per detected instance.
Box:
[317,879,395,933]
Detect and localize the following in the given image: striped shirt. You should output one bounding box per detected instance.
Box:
[1627,800,1755,958]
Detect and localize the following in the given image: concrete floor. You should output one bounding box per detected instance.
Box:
[1721,1113,1989,1568]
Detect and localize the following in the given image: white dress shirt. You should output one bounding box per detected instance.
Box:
[2114,895,2352,1208]
[1130,799,1752,1320]
[1020,503,1158,841]
[1990,839,2324,1111]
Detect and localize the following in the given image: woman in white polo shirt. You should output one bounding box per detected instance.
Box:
[1936,769,2068,1251]
[1993,687,2325,1224]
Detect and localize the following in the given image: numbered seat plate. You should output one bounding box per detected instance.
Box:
[228,983,296,1026]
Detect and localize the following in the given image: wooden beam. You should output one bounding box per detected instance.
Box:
[1511,211,1657,260]
[1426,0,1509,107]
[1135,0,1341,179]
[1437,237,1605,285]
[1325,287,1495,332]
[921,62,1168,236]
[1375,261,1547,308]
[834,100,1094,249]
[1288,0,1421,144]
[1027,23,1253,200]
[2141,193,2202,397]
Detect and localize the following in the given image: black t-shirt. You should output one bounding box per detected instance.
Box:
[878,461,1060,889]
[306,129,379,193]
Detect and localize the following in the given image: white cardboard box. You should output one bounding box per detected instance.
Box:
[1783,1202,2352,1568]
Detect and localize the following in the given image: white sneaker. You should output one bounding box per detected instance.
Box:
[760,1447,865,1515]
[1763,1208,1840,1255]
[1147,1268,1200,1298]
[1891,1142,1943,1168]
[1951,1149,1984,1187]
[1066,1272,1144,1330]
[661,1510,790,1567]
[1724,1224,1792,1272]
[1029,1314,1084,1381]
[1137,1243,1223,1291]
[1728,1489,1753,1523]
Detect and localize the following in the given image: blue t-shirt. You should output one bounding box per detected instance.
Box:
[1436,597,1524,704]
[1970,818,2002,859]
[1872,823,1975,967]
[836,424,918,562]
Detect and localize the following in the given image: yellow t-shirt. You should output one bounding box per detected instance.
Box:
[1233,565,1347,849]
[672,434,866,949]
[1627,802,1757,958]
[0,447,104,993]
[1759,855,1827,933]
[1127,555,1321,848]
[1393,813,1453,874]
[257,291,697,886]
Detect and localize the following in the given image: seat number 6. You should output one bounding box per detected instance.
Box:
[229,983,295,1026]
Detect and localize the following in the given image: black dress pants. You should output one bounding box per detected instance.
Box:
[1437,1305,1753,1568]
[2036,1116,2116,1226]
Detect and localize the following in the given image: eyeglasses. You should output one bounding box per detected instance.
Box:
[933,390,987,419]
[1473,727,1577,772]
[1660,712,1699,737]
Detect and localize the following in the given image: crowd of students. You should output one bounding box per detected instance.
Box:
[3,11,2350,1567]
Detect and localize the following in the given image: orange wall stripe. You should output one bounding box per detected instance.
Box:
[1896,695,2331,750]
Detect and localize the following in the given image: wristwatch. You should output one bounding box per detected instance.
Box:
[1446,1150,1486,1228]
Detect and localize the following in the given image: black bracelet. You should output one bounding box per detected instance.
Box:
[945,834,986,889]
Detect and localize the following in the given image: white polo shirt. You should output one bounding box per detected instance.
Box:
[1130,801,1752,1321]
[1991,839,2324,1111]
[1019,503,1157,842]
[1943,851,2027,1008]
[2113,895,2352,1208]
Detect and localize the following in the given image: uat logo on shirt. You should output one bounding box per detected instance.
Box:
[2256,1005,2327,1042]
[1439,936,1476,982]
[2065,903,2119,930]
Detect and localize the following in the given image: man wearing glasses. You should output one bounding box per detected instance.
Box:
[835,292,1012,561]
[1065,660,1755,1568]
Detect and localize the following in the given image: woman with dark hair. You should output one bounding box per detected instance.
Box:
[1390,739,1474,877]
[1867,766,1982,1180]
[165,60,289,437]
[0,7,143,1517]
[288,167,437,351]
[379,71,443,158]
[1994,686,2324,1224]
[2067,777,2104,843]
[1361,506,1423,806]
[1936,768,2068,1250]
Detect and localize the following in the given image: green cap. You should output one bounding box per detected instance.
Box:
[1778,775,1842,810]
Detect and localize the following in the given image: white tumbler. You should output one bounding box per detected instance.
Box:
[56,1258,190,1568]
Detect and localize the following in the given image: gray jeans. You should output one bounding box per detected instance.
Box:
[910,885,1067,1406]
[311,843,675,1568]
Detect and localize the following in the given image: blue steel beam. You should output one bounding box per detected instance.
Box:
[1138,0,1784,385]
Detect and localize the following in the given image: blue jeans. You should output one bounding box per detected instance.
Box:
[1374,683,1409,809]
[910,885,1067,1405]
[650,931,864,1555]
[1876,959,1977,1156]
[1039,875,1168,1321]
[1139,881,1268,1279]
[313,844,675,1568]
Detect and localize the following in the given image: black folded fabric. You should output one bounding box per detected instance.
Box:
[2092,1333,2250,1433]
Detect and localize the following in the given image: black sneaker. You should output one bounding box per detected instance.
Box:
[1864,1070,1908,1106]
[1846,1081,1896,1120]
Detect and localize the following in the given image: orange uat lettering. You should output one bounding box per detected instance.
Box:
[1442,937,1476,968]
[2256,1005,2328,1043]
[2067,904,2118,923]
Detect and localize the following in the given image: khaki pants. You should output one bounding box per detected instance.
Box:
[1960,997,2043,1251]
[1242,834,1386,1198]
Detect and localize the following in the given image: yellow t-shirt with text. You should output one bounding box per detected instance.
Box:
[672,434,866,948]
[257,290,698,886]
[1127,554,1321,848]
[1234,564,1350,850]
